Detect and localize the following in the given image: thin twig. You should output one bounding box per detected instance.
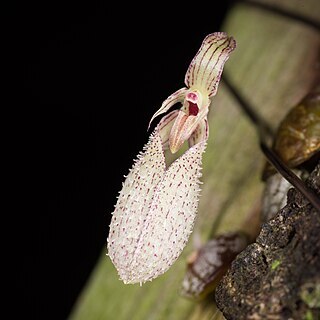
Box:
[259,139,320,212]
[222,74,320,212]
[221,76,274,139]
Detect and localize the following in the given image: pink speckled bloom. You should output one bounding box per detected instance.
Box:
[107,32,236,285]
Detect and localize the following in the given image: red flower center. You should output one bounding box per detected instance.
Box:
[188,102,199,116]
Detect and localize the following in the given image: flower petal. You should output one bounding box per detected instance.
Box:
[169,108,208,153]
[107,125,207,284]
[158,110,180,151]
[148,87,188,129]
[188,118,209,147]
[184,32,236,97]
[168,110,191,153]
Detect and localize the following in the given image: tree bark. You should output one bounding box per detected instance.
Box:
[215,163,320,319]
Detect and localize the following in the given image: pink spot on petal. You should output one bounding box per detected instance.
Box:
[187,92,198,101]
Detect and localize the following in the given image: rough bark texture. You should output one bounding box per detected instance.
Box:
[215,164,320,320]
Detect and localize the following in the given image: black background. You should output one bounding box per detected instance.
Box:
[14,1,235,319]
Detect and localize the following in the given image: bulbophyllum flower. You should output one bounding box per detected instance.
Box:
[107,32,236,285]
[149,32,236,153]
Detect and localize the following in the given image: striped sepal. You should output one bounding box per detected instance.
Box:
[148,87,188,129]
[184,32,236,97]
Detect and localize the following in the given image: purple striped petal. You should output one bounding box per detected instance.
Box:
[156,109,181,151]
[169,98,209,154]
[148,87,188,129]
[188,118,209,148]
[184,32,236,97]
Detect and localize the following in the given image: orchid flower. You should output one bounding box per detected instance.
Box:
[107,32,236,285]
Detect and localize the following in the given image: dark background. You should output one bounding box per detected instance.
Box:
[14,1,235,319]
